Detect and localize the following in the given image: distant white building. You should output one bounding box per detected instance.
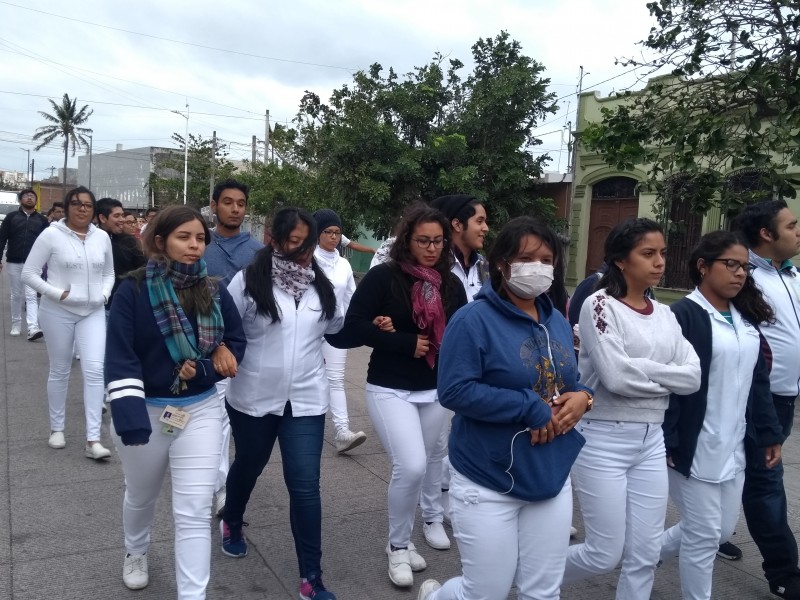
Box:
[0,170,28,187]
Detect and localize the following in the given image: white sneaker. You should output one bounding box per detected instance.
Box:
[215,489,226,518]
[27,327,43,341]
[48,431,65,449]
[123,553,148,590]
[407,542,427,572]
[9,324,20,336]
[570,525,578,538]
[423,522,450,550]
[417,579,442,600]
[334,428,367,454]
[386,545,413,587]
[85,442,111,460]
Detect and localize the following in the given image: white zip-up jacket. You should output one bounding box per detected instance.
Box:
[22,221,114,316]
[225,269,344,417]
[314,246,356,313]
[750,250,800,397]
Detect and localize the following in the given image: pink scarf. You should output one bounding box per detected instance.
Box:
[399,262,446,369]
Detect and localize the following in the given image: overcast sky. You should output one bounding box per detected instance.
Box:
[0,0,659,182]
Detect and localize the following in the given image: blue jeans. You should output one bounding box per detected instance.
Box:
[224,400,325,579]
[743,393,799,584]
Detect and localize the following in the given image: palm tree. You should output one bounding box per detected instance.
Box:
[32,94,93,192]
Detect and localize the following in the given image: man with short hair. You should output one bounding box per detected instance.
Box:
[96,198,145,310]
[47,202,65,223]
[0,188,49,339]
[732,199,800,600]
[138,207,158,234]
[205,178,264,517]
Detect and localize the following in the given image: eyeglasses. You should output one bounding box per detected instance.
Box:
[412,237,445,249]
[68,200,93,211]
[321,229,342,238]
[124,220,136,225]
[20,194,36,200]
[711,258,754,274]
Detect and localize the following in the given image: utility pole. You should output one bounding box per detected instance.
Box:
[48,166,56,178]
[264,109,270,164]
[172,103,190,204]
[252,135,257,164]
[209,130,216,203]
[30,159,34,183]
[87,131,93,190]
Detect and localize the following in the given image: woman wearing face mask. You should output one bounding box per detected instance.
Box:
[658,230,783,600]
[334,202,467,588]
[417,216,593,600]
[22,186,115,458]
[563,218,701,599]
[221,207,343,600]
[106,206,245,598]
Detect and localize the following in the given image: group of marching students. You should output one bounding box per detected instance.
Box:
[9,177,800,600]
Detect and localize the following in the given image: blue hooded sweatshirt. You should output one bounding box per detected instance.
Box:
[204,230,264,285]
[438,281,591,501]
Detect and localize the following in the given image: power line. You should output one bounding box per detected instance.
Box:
[0,1,356,72]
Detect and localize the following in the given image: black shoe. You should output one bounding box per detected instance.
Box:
[770,575,800,599]
[717,541,742,561]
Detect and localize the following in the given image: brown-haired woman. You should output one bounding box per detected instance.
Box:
[106,206,245,598]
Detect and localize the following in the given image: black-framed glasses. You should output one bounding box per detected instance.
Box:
[412,237,445,249]
[321,229,342,238]
[711,258,754,274]
[68,200,93,210]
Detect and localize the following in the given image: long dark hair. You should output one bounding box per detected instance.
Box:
[689,230,775,325]
[388,201,461,312]
[487,216,568,312]
[244,206,336,322]
[141,206,215,316]
[597,218,664,299]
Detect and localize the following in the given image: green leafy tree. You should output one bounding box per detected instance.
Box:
[284,31,558,237]
[148,133,237,208]
[32,93,92,193]
[582,0,800,217]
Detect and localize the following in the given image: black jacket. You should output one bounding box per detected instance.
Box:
[0,209,49,263]
[108,233,146,307]
[663,297,784,478]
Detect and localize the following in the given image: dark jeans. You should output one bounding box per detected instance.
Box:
[743,393,799,584]
[224,400,325,579]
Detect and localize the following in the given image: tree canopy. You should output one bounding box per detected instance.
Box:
[582,0,800,216]
[252,32,559,236]
[32,93,92,191]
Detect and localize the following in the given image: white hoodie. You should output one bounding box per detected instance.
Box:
[22,220,114,316]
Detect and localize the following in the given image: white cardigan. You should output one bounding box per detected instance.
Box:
[225,269,344,417]
[22,221,114,316]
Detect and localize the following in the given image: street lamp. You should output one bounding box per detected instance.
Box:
[87,130,93,190]
[172,104,189,204]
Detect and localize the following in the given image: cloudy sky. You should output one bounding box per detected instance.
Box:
[0,0,659,181]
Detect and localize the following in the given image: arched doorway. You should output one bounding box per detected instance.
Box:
[585,177,640,277]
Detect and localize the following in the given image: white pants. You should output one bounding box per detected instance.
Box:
[660,468,745,600]
[7,262,38,330]
[215,379,230,494]
[564,420,669,600]
[366,388,450,546]
[431,468,572,600]
[322,341,349,431]
[112,394,222,600]
[38,299,105,440]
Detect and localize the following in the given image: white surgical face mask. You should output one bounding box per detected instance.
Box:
[505,261,554,299]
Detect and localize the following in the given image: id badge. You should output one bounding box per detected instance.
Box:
[159,405,190,435]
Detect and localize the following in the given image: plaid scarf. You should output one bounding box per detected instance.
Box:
[147,258,224,390]
[398,261,445,369]
[272,252,315,302]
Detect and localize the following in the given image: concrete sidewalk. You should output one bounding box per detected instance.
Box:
[0,268,797,599]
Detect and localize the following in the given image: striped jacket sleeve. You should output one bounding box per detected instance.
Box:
[106,279,151,445]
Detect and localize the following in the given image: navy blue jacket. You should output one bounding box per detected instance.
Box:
[663,298,784,477]
[0,208,49,263]
[106,275,246,445]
